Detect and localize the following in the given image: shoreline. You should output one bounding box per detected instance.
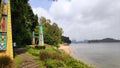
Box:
[58,44,95,68]
[58,44,72,55]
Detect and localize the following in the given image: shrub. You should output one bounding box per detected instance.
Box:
[26,47,40,56]
[39,50,62,61]
[50,52,62,60]
[39,50,51,61]
[26,45,34,49]
[45,59,65,68]
[61,54,92,68]
[35,46,46,49]
[0,55,14,68]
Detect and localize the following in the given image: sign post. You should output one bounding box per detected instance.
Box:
[32,31,35,45]
[37,18,45,49]
[38,24,44,46]
[0,0,13,60]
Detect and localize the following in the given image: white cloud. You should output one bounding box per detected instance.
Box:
[33,7,53,21]
[49,0,72,20]
[32,0,120,41]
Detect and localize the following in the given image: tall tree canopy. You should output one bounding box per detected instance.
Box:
[11,0,38,47]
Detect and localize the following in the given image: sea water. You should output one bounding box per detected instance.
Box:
[70,43,120,68]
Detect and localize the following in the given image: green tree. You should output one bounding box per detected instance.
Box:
[11,0,38,47]
[35,17,62,46]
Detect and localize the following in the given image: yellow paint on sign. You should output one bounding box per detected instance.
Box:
[0,0,13,60]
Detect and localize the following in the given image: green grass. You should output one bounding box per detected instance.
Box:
[14,55,23,68]
[26,45,95,68]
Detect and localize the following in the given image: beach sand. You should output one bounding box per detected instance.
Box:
[58,44,72,55]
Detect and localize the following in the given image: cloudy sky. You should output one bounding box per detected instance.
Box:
[29,0,120,41]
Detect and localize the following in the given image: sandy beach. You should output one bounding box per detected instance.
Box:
[58,44,72,55]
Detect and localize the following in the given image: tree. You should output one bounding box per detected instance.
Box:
[11,0,38,47]
[35,17,63,46]
[61,36,71,44]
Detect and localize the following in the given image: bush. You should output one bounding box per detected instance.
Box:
[61,54,92,68]
[26,47,40,56]
[39,50,62,61]
[45,59,65,68]
[39,50,51,61]
[35,46,46,49]
[0,55,14,68]
[50,52,62,60]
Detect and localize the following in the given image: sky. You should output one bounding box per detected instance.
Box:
[29,0,120,41]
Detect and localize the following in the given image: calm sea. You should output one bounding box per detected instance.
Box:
[70,43,120,68]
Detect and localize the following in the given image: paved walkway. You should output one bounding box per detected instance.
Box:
[14,48,39,68]
[19,54,39,68]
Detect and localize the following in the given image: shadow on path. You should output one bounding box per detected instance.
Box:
[14,48,40,68]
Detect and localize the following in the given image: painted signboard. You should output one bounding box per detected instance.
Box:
[1,17,7,32]
[0,33,7,50]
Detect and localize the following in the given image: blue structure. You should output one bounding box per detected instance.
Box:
[32,31,35,45]
[0,33,7,50]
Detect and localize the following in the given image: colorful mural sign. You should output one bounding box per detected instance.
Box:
[0,0,13,59]
[1,17,7,32]
[0,33,7,50]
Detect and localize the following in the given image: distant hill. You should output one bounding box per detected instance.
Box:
[88,38,120,43]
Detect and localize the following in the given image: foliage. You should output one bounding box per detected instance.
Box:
[39,50,52,61]
[62,54,93,68]
[11,0,38,47]
[39,50,62,61]
[26,45,94,68]
[26,46,40,56]
[26,46,44,68]
[0,55,14,68]
[35,17,63,46]
[35,46,46,49]
[14,55,23,68]
[62,36,71,44]
[45,59,65,68]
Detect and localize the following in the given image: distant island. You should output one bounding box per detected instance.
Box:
[88,38,120,43]
[72,38,120,43]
